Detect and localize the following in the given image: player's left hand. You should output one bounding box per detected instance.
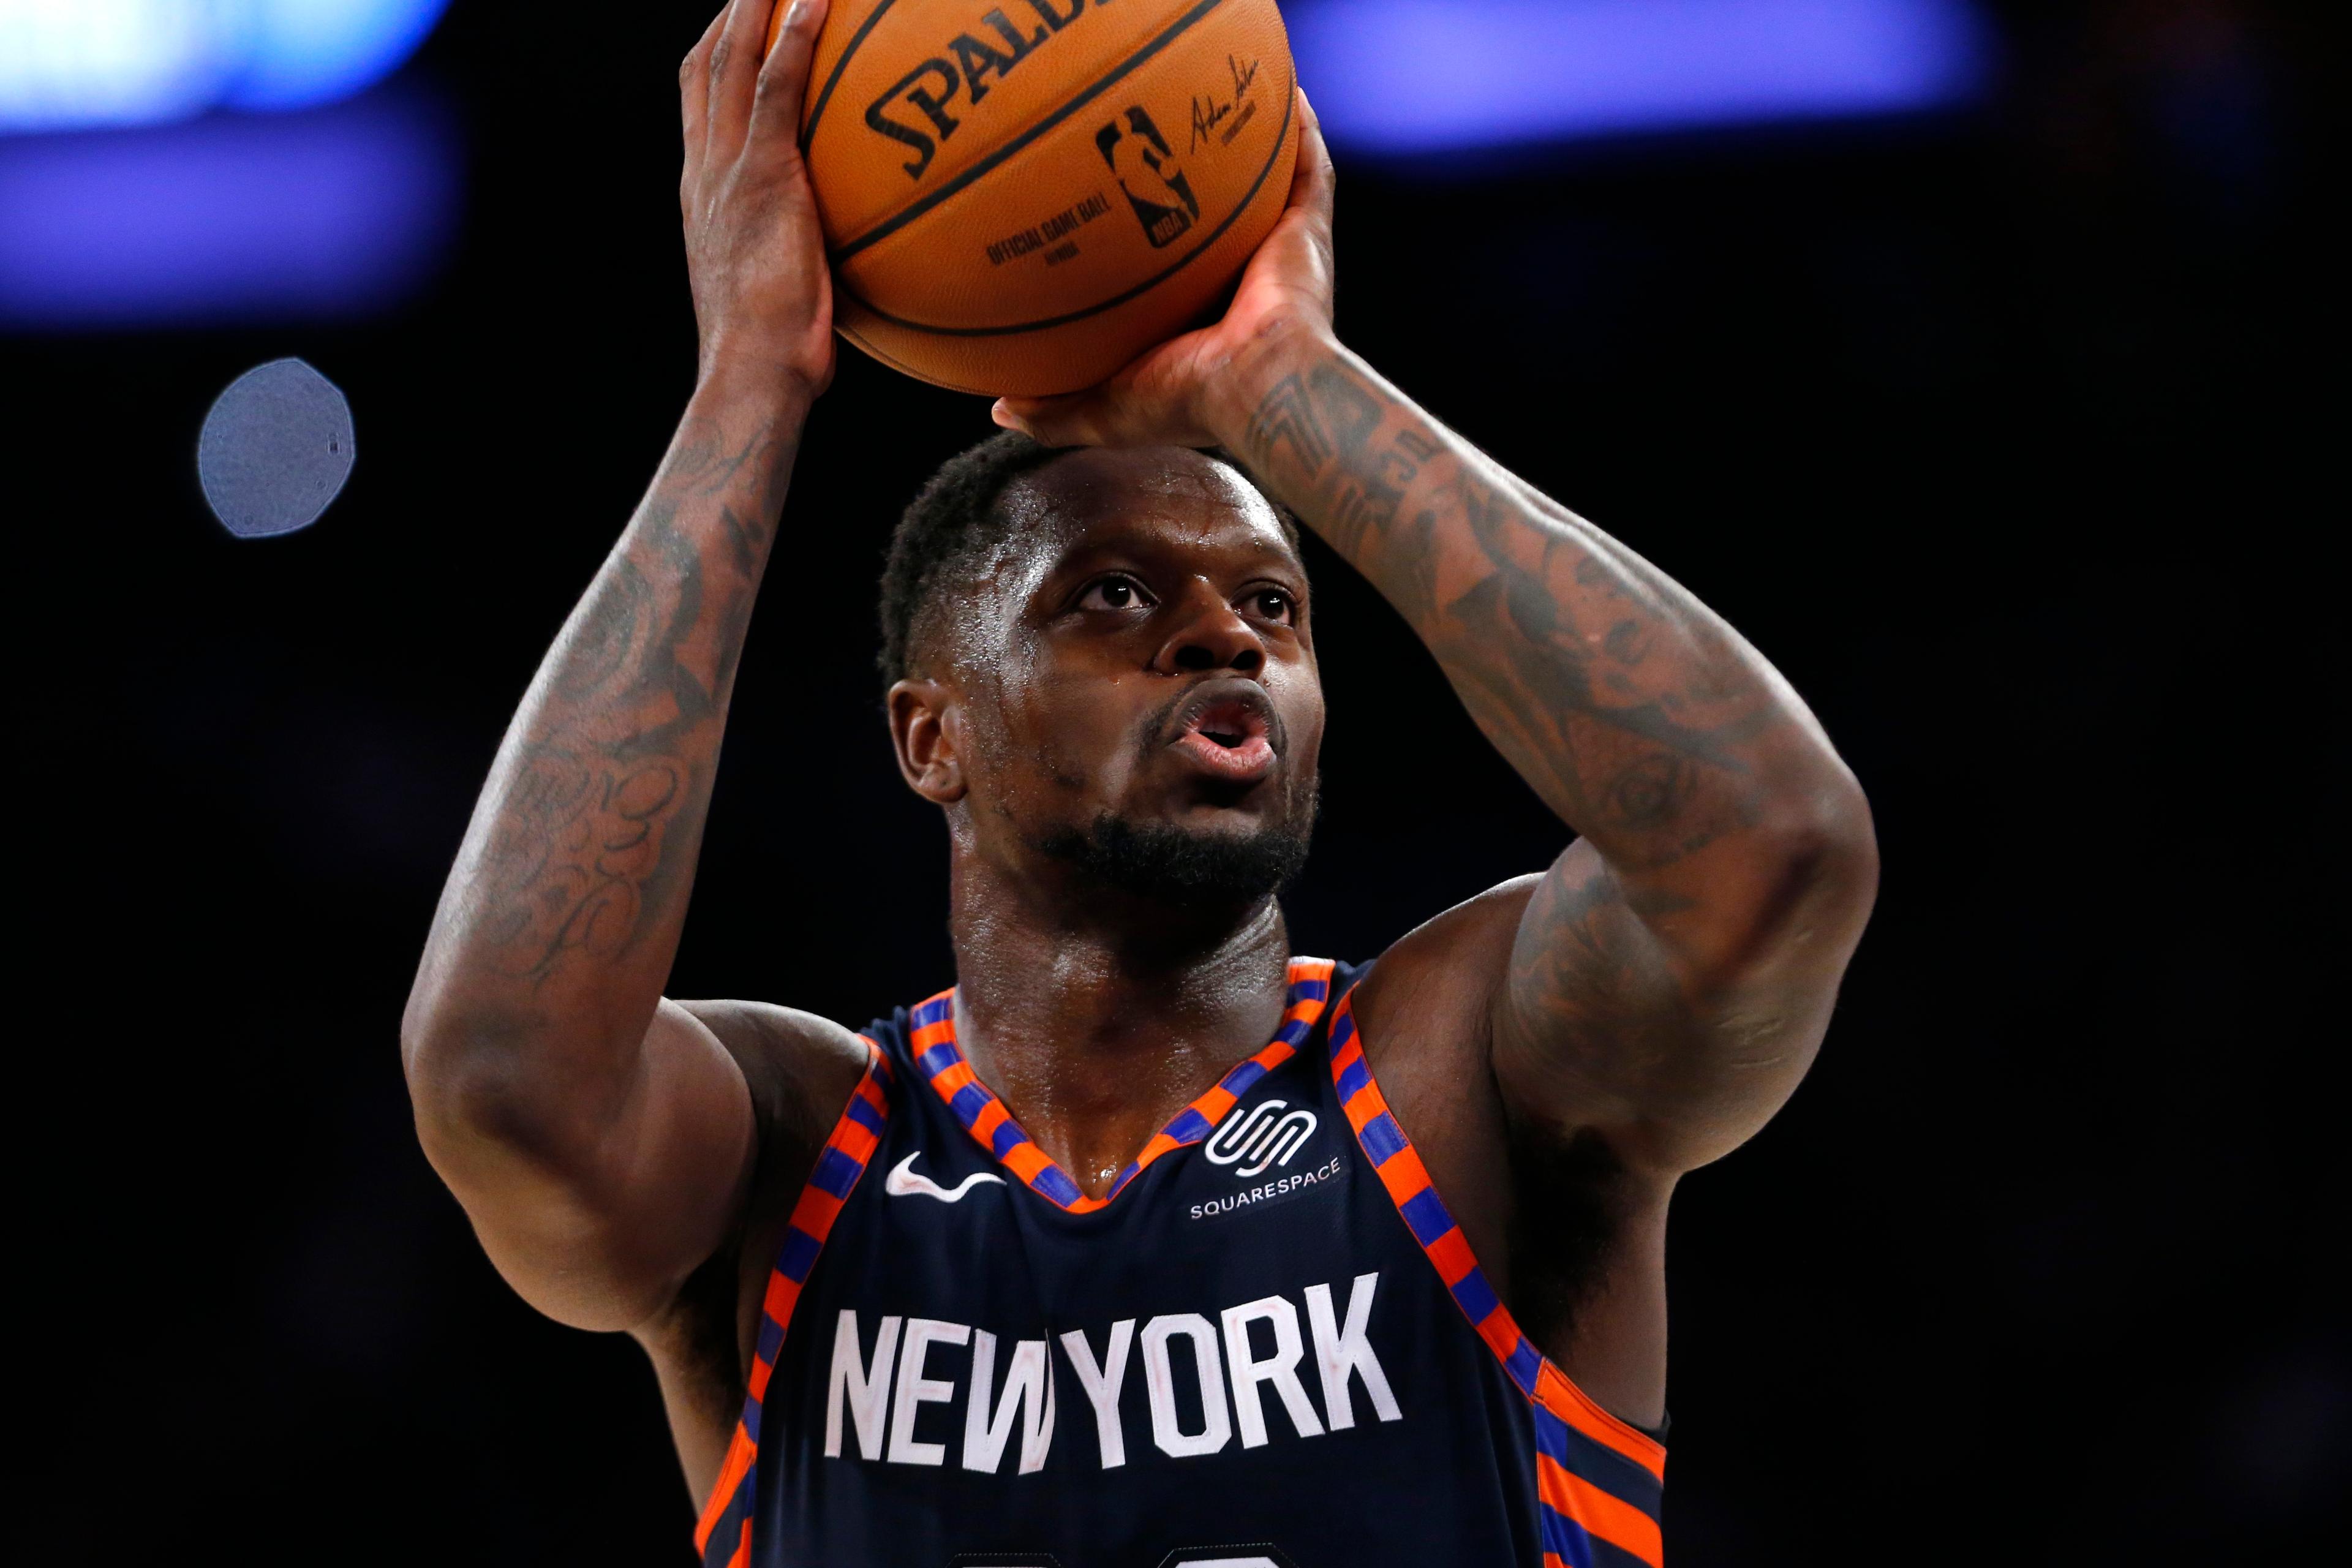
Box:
[990,88,1336,450]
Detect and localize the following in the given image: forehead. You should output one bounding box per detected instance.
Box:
[996,447,1297,572]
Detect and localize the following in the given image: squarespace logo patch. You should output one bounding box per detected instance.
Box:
[1191,1153,1344,1222]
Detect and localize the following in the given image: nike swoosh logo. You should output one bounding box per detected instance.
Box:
[884,1152,1006,1204]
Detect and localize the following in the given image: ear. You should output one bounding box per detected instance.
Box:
[888,677,966,804]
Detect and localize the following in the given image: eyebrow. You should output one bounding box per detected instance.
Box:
[1044,521,1305,581]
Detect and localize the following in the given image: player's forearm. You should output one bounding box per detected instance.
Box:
[402,369,805,1131]
[1213,326,1868,901]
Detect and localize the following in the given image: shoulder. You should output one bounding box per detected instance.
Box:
[1338,876,1541,1281]
[635,1001,876,1474]
[668,1000,873,1357]
[674,999,874,1158]
[1348,872,1540,1061]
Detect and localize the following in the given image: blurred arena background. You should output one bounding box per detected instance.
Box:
[6,1,2335,1561]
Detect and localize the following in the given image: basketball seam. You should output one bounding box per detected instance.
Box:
[800,0,905,151]
[831,0,1231,265]
[834,319,971,391]
[836,69,1292,339]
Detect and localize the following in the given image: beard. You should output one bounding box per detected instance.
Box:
[1035,794,1317,910]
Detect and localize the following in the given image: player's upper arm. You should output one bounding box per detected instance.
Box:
[1491,824,1875,1176]
[412,998,863,1333]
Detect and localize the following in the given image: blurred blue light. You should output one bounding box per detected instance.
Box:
[0,1,221,130]
[1288,0,1994,155]
[0,90,458,328]
[227,0,454,111]
[0,0,453,132]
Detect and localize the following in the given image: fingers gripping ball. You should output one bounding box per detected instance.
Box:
[772,0,1300,396]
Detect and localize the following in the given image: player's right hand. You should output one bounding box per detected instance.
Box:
[680,0,834,398]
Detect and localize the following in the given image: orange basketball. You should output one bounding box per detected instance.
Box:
[771,0,1300,397]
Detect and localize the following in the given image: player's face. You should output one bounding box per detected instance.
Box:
[953,447,1323,896]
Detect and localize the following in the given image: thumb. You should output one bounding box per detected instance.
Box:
[992,347,1212,447]
[992,388,1132,449]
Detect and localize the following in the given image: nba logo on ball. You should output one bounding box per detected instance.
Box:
[1096,107,1198,247]
[786,0,1301,397]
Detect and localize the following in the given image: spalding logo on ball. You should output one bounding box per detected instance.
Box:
[774,0,1300,396]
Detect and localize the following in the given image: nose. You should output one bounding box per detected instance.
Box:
[1153,581,1265,677]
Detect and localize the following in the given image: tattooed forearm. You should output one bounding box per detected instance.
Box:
[1224,333,1874,1163]
[419,379,804,1061]
[1243,372,1332,474]
[1221,330,1874,1184]
[1228,339,1816,876]
[478,747,684,980]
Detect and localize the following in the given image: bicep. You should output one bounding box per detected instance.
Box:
[427,998,757,1333]
[1491,839,1839,1174]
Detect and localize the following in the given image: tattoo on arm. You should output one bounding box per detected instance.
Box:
[447,412,797,993]
[1243,374,1334,476]
[480,747,685,981]
[1310,363,1409,558]
[1239,352,1773,873]
[1236,346,1870,1193]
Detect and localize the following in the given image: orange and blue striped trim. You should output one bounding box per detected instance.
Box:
[1328,987,1669,1568]
[912,957,1338,1213]
[694,1043,893,1568]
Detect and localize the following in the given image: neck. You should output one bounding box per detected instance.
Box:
[945,848,1293,1199]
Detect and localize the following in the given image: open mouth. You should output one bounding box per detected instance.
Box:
[1169,689,1278,783]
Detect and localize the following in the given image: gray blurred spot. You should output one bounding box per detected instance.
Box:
[198,358,355,538]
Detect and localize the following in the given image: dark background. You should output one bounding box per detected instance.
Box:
[12,1,2340,1561]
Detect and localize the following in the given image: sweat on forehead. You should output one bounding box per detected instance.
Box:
[875,433,1298,689]
[1003,445,1278,530]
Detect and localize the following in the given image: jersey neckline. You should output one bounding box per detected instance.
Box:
[903,956,1338,1213]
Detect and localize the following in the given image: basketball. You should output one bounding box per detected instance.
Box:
[772,0,1301,396]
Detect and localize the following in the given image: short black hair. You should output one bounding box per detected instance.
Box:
[876,432,1299,689]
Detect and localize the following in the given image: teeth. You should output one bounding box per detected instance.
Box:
[1183,699,1266,752]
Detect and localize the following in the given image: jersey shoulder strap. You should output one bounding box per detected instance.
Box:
[1326,982,1668,1564]
[694,1041,892,1564]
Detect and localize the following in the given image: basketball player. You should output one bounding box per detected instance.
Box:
[401,4,1877,1564]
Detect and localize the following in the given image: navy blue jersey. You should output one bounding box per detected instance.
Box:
[695,960,1667,1568]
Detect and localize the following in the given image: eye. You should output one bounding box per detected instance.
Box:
[1245,587,1296,625]
[1077,575,1154,612]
